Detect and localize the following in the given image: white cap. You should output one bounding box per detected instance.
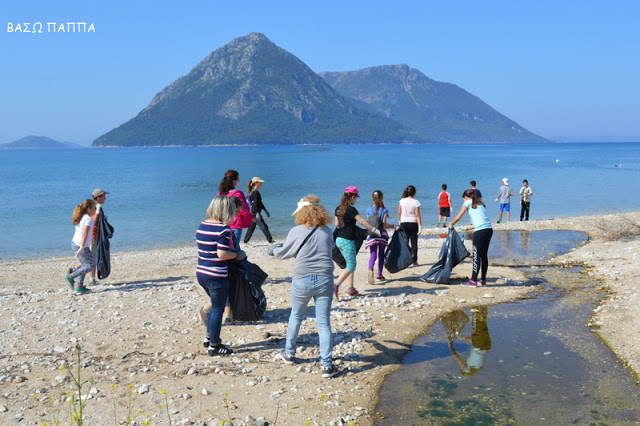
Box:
[502,178,509,184]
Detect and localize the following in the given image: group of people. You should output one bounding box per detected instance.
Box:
[60,172,530,379]
[436,179,534,225]
[195,175,513,379]
[64,189,110,294]
[195,170,342,376]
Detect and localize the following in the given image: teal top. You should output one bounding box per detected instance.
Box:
[463,199,492,231]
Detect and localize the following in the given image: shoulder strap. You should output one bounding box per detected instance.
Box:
[296,226,320,257]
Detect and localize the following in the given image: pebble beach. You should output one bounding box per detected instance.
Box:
[0,212,639,425]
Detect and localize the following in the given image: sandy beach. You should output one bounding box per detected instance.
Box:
[0,212,638,425]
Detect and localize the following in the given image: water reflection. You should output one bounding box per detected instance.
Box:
[519,230,531,252]
[445,307,491,376]
[375,231,640,425]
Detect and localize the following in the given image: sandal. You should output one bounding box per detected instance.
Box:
[208,344,233,356]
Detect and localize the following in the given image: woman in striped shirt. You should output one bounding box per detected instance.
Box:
[196,195,245,356]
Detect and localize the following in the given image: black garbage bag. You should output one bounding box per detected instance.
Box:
[332,227,367,269]
[384,227,413,273]
[96,210,114,280]
[421,228,470,284]
[332,245,347,269]
[228,258,268,322]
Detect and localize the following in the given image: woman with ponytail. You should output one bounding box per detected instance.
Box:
[243,177,274,244]
[65,199,97,294]
[364,190,394,283]
[449,189,493,287]
[333,186,380,299]
[217,169,255,249]
[398,185,422,266]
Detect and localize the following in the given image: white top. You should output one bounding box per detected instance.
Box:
[520,186,533,202]
[399,197,421,223]
[72,214,94,247]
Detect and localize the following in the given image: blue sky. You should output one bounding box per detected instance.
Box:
[2,0,639,144]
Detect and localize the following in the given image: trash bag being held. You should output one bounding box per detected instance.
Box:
[421,228,469,284]
[332,227,367,269]
[384,227,413,273]
[228,258,268,322]
[96,210,114,280]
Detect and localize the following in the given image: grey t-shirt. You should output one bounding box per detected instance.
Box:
[272,225,334,279]
[498,185,512,203]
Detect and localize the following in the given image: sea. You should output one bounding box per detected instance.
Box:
[1,142,639,261]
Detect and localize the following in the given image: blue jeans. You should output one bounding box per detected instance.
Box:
[285,275,334,367]
[197,275,229,346]
[231,228,243,249]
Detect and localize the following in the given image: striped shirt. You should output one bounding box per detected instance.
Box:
[196,221,232,278]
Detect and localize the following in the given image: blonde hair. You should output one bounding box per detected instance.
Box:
[72,199,96,225]
[206,195,237,224]
[294,194,331,226]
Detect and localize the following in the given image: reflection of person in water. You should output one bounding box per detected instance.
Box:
[519,230,531,252]
[448,306,491,376]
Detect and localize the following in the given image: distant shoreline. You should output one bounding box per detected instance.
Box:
[5,140,640,149]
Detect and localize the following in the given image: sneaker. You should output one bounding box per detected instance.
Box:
[479,280,487,286]
[87,278,100,286]
[74,286,91,294]
[277,350,296,364]
[346,288,359,296]
[333,284,340,301]
[367,270,374,285]
[322,365,339,378]
[198,307,208,326]
[202,337,210,348]
[496,220,501,224]
[464,280,478,287]
[64,274,75,290]
[208,344,233,356]
[376,275,386,281]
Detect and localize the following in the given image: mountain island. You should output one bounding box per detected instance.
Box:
[93,33,547,146]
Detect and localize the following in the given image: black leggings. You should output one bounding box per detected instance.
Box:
[400,222,419,263]
[472,228,493,282]
[244,215,273,243]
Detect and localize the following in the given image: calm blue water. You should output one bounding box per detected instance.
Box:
[1,143,639,261]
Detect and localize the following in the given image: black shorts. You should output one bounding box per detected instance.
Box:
[439,207,451,217]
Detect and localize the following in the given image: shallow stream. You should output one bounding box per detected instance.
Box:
[375,231,640,425]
